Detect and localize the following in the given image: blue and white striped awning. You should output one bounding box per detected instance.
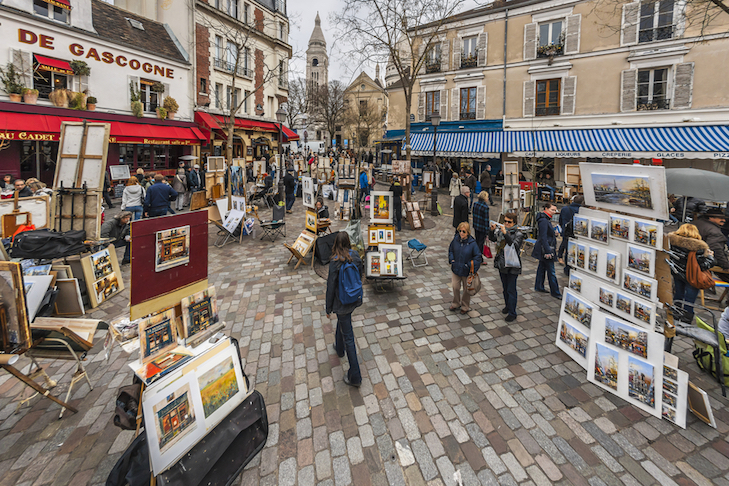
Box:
[406,126,729,159]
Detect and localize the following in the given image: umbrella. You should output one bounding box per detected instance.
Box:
[665,168,729,221]
[179,155,199,161]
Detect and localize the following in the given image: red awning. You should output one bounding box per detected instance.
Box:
[282,125,299,141]
[232,118,278,133]
[34,55,73,75]
[45,0,71,10]
[0,112,205,145]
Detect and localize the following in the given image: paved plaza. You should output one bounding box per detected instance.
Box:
[0,188,728,486]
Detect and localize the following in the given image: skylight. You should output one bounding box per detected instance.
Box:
[126,18,145,31]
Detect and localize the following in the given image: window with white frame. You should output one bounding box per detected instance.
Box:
[227,86,240,110]
[538,20,563,47]
[461,36,478,68]
[215,83,223,109]
[226,41,238,70]
[279,22,285,40]
[244,90,250,113]
[244,3,250,24]
[639,0,674,43]
[33,0,69,23]
[229,0,239,19]
[243,47,250,76]
[536,78,561,116]
[140,79,160,112]
[215,36,224,62]
[426,44,441,73]
[460,87,476,120]
[637,67,669,110]
[425,91,440,121]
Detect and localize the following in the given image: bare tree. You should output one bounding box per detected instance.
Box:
[310,80,347,150]
[333,0,466,192]
[343,98,385,151]
[282,77,307,128]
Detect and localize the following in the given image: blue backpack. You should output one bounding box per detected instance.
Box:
[338,252,363,305]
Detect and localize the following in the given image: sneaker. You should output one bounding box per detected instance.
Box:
[505,314,517,322]
[343,375,361,388]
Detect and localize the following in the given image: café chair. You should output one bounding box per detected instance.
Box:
[257,205,286,242]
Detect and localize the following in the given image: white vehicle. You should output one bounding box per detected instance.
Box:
[301,141,326,154]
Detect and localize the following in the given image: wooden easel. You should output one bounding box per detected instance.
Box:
[1,191,31,237]
[367,224,395,247]
[284,229,317,269]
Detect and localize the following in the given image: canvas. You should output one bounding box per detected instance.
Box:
[599,287,614,307]
[378,244,403,277]
[81,245,124,308]
[590,219,609,244]
[573,216,589,238]
[588,247,599,272]
[559,320,588,358]
[605,317,648,358]
[628,356,655,407]
[622,269,657,301]
[155,226,191,272]
[660,363,688,428]
[569,274,582,293]
[0,262,31,354]
[370,192,394,224]
[222,210,244,234]
[180,286,220,340]
[192,341,247,429]
[305,211,317,233]
[594,343,619,390]
[303,191,314,209]
[610,214,632,241]
[139,308,178,364]
[563,290,593,328]
[366,253,381,277]
[632,218,663,249]
[688,382,716,428]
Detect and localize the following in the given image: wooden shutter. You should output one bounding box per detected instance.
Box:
[621,2,640,46]
[452,37,462,69]
[620,69,637,112]
[79,75,89,94]
[523,80,535,117]
[477,33,488,67]
[417,44,426,75]
[476,86,486,119]
[564,15,581,55]
[439,89,448,118]
[673,62,694,109]
[417,92,425,122]
[524,23,537,61]
[450,87,459,121]
[441,40,449,72]
[11,49,32,88]
[561,76,577,115]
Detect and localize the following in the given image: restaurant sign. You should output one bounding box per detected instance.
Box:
[2,131,195,145]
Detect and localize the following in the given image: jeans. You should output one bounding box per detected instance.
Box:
[500,272,519,317]
[126,205,143,221]
[334,313,361,384]
[539,185,555,201]
[286,192,295,210]
[674,278,700,322]
[359,186,369,203]
[486,187,494,205]
[535,259,561,296]
[451,273,471,310]
[147,207,168,218]
[113,239,130,263]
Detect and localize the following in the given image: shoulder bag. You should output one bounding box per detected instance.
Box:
[467,260,481,295]
[686,250,715,290]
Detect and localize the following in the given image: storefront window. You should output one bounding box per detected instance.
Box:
[140,80,159,113]
[119,144,136,169]
[153,146,168,170]
[138,145,152,170]
[20,141,58,185]
[33,68,68,99]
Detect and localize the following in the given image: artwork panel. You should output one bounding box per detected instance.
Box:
[155,225,191,273]
[688,381,716,428]
[569,273,582,293]
[139,308,178,364]
[378,244,403,277]
[562,290,593,329]
[605,317,648,358]
[193,342,247,430]
[370,192,394,224]
[590,219,609,245]
[610,214,632,241]
[599,287,615,307]
[627,244,656,276]
[305,211,317,233]
[622,269,657,301]
[628,356,655,408]
[632,218,663,250]
[180,286,220,340]
[556,318,590,369]
[593,343,619,391]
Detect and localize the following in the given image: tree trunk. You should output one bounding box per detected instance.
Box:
[404,88,412,202]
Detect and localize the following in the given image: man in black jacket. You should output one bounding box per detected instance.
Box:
[453,186,470,233]
[144,175,178,217]
[464,169,477,209]
[532,202,562,298]
[14,179,32,198]
[695,208,729,271]
[284,170,297,213]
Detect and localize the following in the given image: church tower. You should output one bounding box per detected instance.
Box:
[306,12,328,97]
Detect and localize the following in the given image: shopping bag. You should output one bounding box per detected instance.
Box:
[504,243,521,268]
[466,261,481,296]
[483,244,493,258]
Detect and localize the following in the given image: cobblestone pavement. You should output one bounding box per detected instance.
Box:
[0,187,728,486]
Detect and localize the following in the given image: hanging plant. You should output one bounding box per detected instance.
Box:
[151,82,165,94]
[130,80,140,102]
[70,60,91,76]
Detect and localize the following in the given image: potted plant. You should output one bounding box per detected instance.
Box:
[49,88,70,108]
[162,97,179,120]
[156,106,168,120]
[86,96,97,111]
[68,91,87,110]
[130,80,143,117]
[70,60,91,76]
[151,82,165,94]
[22,88,38,105]
[0,63,25,102]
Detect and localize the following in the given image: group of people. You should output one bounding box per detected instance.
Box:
[1,174,53,198]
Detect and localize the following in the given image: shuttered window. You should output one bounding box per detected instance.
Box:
[536,79,561,116]
[637,68,669,110]
[460,87,476,120]
[425,91,440,121]
[639,0,674,43]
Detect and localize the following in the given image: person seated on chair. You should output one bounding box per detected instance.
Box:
[14,179,32,198]
[101,211,132,264]
[315,197,329,219]
[538,172,556,201]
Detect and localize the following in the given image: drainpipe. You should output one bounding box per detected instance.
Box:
[502,9,509,121]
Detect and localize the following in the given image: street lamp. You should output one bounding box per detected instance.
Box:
[276,107,287,203]
[430,111,441,216]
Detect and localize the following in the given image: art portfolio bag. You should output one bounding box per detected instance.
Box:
[11,229,87,259]
[466,260,481,296]
[686,251,715,290]
[504,243,521,268]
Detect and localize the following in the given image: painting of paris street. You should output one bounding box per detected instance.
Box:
[605,317,648,358]
[628,356,655,407]
[594,343,618,390]
[592,174,653,209]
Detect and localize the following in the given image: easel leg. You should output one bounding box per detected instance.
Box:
[1,364,78,414]
[135,383,146,437]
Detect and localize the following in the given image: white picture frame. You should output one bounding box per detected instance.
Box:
[109,165,131,181]
[661,356,688,429]
[366,252,381,277]
[622,268,658,301]
[579,163,669,221]
[632,217,664,250]
[378,244,403,277]
[302,176,313,194]
[589,218,609,245]
[609,213,633,242]
[223,209,245,234]
[370,191,394,224]
[627,243,656,276]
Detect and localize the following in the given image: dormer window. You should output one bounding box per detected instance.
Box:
[33,0,70,23]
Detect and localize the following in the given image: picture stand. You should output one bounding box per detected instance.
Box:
[367,224,395,247]
[283,229,317,270]
[405,201,424,230]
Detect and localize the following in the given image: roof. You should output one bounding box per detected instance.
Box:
[91,0,187,63]
[413,0,548,31]
[308,12,326,47]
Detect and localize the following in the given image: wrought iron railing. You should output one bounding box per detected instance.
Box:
[535,106,560,116]
[460,112,476,120]
[460,55,477,69]
[639,25,674,43]
[637,98,670,111]
[214,57,252,78]
[425,59,441,73]
[537,43,564,59]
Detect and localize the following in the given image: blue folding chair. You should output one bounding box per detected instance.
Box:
[407,239,428,267]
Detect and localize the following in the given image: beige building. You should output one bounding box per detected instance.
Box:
[398,0,729,175]
[342,69,387,151]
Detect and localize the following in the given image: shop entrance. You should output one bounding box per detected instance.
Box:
[19,140,57,186]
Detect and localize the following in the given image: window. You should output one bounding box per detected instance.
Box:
[229,0,239,18]
[426,44,441,73]
[425,91,440,121]
[33,0,69,23]
[279,22,285,40]
[536,78,561,116]
[637,68,669,110]
[227,86,240,109]
[213,0,220,8]
[226,41,237,68]
[639,0,674,42]
[215,83,223,109]
[279,61,286,87]
[461,36,478,68]
[140,79,159,112]
[33,64,68,99]
[460,87,476,120]
[244,90,250,113]
[215,36,224,61]
[538,20,563,47]
[200,78,207,94]
[312,58,319,67]
[244,3,250,24]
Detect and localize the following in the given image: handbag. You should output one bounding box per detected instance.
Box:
[685,250,715,290]
[483,243,493,258]
[11,229,87,259]
[466,261,481,295]
[504,243,521,268]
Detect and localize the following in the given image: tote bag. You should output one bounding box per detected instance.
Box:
[504,243,521,268]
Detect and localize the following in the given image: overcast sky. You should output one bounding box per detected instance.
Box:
[287,0,482,87]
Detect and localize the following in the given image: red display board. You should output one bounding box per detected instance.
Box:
[130,211,208,306]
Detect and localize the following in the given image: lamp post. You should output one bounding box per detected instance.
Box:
[276,107,287,204]
[430,111,441,216]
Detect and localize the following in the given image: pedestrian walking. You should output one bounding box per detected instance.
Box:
[472,191,490,254]
[667,223,715,322]
[449,172,461,209]
[284,169,296,213]
[144,174,178,218]
[453,186,470,233]
[464,169,477,209]
[325,232,364,388]
[359,169,369,203]
[389,176,403,231]
[121,177,145,221]
[489,213,524,322]
[448,222,482,314]
[172,169,188,211]
[532,202,562,298]
[557,195,583,275]
[479,165,494,205]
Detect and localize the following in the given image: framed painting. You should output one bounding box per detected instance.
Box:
[368,228,378,245]
[569,273,582,293]
[589,219,609,245]
[180,286,220,341]
[622,269,657,301]
[370,192,394,224]
[155,226,191,273]
[562,289,594,328]
[627,244,656,276]
[632,218,663,250]
[303,191,315,209]
[573,216,589,238]
[305,210,317,233]
[80,245,124,308]
[378,244,403,277]
[610,214,632,241]
[366,252,381,277]
[302,176,313,193]
[556,319,590,369]
[0,262,31,354]
[139,308,178,364]
[580,163,669,221]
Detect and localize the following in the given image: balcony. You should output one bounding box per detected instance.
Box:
[214,57,252,78]
[639,25,674,43]
[536,106,560,116]
[460,55,477,69]
[460,112,476,120]
[537,43,564,62]
[637,98,670,111]
[425,59,441,74]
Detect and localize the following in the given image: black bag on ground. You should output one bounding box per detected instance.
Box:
[105,432,150,486]
[114,383,142,431]
[11,229,87,259]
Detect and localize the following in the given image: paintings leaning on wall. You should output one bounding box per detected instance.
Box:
[0,262,31,354]
[155,225,191,272]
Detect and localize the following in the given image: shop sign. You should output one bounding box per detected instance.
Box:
[109,137,194,145]
[0,131,58,141]
[18,28,175,78]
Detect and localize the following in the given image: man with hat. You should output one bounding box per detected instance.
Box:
[188,164,203,195]
[695,207,729,271]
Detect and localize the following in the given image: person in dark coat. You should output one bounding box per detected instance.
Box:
[144,175,178,218]
[389,176,403,231]
[14,179,32,198]
[668,224,715,322]
[694,207,729,271]
[187,164,203,193]
[325,232,364,387]
[453,186,470,232]
[532,202,561,298]
[284,170,296,213]
[489,212,524,322]
[101,211,132,264]
[315,198,329,219]
[464,170,477,209]
[449,222,482,314]
[472,191,490,254]
[674,197,706,222]
[479,165,493,205]
[557,195,583,274]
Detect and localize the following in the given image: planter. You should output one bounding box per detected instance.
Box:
[167,111,176,120]
[8,93,21,102]
[156,107,168,120]
[87,103,96,111]
[23,92,38,104]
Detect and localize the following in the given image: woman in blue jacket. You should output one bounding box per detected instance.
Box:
[448,222,483,314]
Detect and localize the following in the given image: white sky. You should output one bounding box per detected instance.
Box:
[287,0,482,86]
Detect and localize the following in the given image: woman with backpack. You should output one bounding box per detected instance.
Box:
[667,223,714,322]
[326,232,364,387]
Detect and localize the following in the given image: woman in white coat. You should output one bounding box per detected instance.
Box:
[449,172,462,209]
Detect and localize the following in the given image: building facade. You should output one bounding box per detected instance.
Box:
[342,69,387,151]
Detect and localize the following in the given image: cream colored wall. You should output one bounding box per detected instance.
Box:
[570,55,623,115]
[686,40,729,109]
[386,88,407,132]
